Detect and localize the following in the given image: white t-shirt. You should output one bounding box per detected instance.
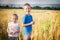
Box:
[8,22,20,37]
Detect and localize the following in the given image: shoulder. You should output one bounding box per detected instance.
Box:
[23,14,27,17]
[30,14,32,16]
[22,14,28,18]
[8,22,12,25]
[8,22,13,27]
[30,14,33,17]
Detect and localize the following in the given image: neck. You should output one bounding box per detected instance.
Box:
[13,21,17,23]
[26,12,30,15]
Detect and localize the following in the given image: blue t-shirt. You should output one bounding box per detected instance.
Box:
[22,14,33,35]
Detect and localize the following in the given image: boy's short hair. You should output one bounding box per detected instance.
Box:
[24,3,31,7]
[13,14,18,19]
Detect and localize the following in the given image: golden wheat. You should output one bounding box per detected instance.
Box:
[0,9,60,40]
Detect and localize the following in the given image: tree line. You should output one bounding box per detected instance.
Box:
[0,5,60,10]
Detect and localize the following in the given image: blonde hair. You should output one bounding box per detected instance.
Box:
[13,14,18,19]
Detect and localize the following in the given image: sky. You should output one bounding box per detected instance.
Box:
[0,0,60,4]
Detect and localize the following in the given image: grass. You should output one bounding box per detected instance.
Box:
[0,9,60,40]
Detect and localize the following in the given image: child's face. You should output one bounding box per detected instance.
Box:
[11,15,17,22]
[24,5,31,13]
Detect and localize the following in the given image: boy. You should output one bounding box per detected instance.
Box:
[22,3,35,40]
[7,14,20,40]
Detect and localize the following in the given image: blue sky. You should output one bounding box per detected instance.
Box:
[0,0,60,4]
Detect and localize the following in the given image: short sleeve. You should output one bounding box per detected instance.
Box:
[8,22,12,28]
[22,15,26,24]
[30,15,33,21]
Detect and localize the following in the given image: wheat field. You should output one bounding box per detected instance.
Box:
[0,9,60,40]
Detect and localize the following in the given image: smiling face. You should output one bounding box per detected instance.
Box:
[24,5,31,14]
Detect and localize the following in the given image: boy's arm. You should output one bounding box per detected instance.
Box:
[22,21,34,27]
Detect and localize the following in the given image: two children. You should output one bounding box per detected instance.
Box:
[7,3,35,40]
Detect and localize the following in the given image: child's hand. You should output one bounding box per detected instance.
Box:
[33,21,35,25]
[10,32,15,35]
[13,32,16,34]
[30,21,35,25]
[10,32,14,34]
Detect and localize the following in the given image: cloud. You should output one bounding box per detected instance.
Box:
[0,0,60,4]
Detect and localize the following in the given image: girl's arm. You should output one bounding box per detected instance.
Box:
[7,27,10,34]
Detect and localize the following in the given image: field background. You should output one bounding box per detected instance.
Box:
[0,9,60,40]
